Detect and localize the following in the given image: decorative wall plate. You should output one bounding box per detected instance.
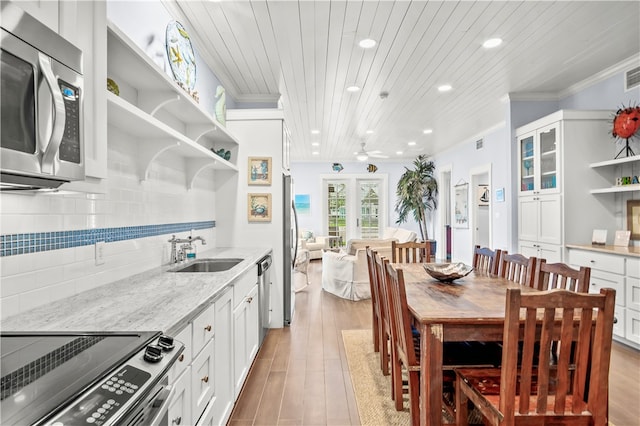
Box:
[165,20,196,91]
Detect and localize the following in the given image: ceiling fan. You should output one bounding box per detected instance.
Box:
[354,142,388,161]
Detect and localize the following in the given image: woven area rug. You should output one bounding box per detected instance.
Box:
[342,329,616,426]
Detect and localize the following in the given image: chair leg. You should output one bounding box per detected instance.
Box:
[455,375,470,426]
[381,331,390,376]
[372,314,380,353]
[393,355,404,410]
[408,370,420,426]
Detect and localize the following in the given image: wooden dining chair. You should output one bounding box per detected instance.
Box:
[454,287,616,426]
[473,245,502,275]
[533,259,590,293]
[373,252,393,379]
[498,253,538,287]
[391,240,431,263]
[365,247,381,354]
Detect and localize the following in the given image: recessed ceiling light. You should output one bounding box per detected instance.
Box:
[408,141,416,146]
[423,129,433,134]
[482,38,502,49]
[359,38,377,49]
[312,151,319,155]
[438,84,452,92]
[396,151,403,155]
[311,129,320,135]
[346,85,360,92]
[311,142,320,146]
[366,130,374,134]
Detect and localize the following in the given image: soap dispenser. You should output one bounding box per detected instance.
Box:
[186,230,196,259]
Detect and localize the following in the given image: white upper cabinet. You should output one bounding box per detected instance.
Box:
[518,122,561,195]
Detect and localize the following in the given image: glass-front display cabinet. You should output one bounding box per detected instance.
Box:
[518,123,560,194]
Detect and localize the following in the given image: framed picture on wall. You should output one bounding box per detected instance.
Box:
[248,157,272,185]
[248,193,272,222]
[477,184,490,206]
[627,200,640,240]
[454,183,469,228]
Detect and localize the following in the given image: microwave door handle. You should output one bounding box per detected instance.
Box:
[38,53,66,175]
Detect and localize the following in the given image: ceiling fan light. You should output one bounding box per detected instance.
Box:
[356,153,369,161]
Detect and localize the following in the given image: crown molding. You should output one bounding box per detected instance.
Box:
[504,92,560,102]
[559,53,640,98]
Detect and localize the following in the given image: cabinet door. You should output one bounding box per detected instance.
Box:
[518,131,536,195]
[518,241,540,259]
[192,304,215,358]
[211,288,234,426]
[191,339,215,423]
[233,299,248,398]
[246,284,260,362]
[537,243,562,263]
[536,123,560,194]
[537,194,562,245]
[518,197,539,241]
[625,309,640,345]
[168,367,191,426]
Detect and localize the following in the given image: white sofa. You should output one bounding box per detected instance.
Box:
[321,227,417,301]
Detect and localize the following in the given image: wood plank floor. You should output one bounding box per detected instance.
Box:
[229,259,640,426]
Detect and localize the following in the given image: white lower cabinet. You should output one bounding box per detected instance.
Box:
[568,247,639,347]
[167,266,262,426]
[519,241,562,263]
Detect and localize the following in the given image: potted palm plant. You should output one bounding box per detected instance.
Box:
[395,155,438,252]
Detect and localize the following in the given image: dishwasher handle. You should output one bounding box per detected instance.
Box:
[257,255,272,276]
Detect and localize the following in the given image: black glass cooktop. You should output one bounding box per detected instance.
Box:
[0,331,160,425]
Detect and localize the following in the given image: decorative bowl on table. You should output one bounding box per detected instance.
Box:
[423,262,473,282]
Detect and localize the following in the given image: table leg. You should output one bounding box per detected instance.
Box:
[420,323,443,426]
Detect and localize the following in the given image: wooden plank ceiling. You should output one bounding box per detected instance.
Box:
[171,0,640,162]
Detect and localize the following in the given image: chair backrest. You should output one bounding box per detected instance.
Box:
[374,252,393,334]
[498,253,538,287]
[533,260,590,293]
[385,262,419,368]
[365,247,380,317]
[472,245,502,275]
[391,240,431,263]
[499,288,616,424]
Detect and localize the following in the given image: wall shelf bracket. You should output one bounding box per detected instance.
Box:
[139,139,180,182]
[187,158,217,190]
[138,91,181,117]
[186,124,218,144]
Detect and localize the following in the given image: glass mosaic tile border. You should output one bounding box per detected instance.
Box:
[0,221,215,257]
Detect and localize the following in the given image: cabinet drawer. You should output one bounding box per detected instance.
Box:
[234,265,258,308]
[627,277,640,312]
[168,366,192,426]
[192,303,215,357]
[170,324,192,381]
[589,272,625,307]
[628,257,640,279]
[568,250,624,274]
[613,307,625,339]
[625,309,640,345]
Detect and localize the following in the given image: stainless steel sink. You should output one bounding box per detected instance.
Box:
[171,258,243,273]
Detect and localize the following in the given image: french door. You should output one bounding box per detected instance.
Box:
[323,175,387,245]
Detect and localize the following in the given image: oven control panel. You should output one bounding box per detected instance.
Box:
[49,365,150,425]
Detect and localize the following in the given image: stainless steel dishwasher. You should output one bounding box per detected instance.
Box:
[257,254,272,345]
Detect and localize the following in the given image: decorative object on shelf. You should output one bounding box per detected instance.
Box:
[248,193,271,222]
[614,230,631,247]
[211,148,231,162]
[591,229,607,245]
[223,150,231,161]
[423,262,473,282]
[395,155,439,239]
[332,163,344,172]
[106,78,120,96]
[616,175,640,185]
[294,194,311,215]
[215,85,226,126]
[477,184,489,206]
[454,181,469,228]
[611,105,640,158]
[366,164,378,173]
[248,157,272,185]
[627,199,640,240]
[166,20,197,92]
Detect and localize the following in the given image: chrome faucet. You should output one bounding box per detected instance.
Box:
[169,234,207,263]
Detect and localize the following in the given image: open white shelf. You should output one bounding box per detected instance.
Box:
[589,155,640,168]
[590,185,640,194]
[106,21,239,188]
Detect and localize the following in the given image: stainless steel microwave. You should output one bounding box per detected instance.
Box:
[1,2,84,190]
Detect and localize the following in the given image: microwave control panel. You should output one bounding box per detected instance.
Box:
[58,80,81,164]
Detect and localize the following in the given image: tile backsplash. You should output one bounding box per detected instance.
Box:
[0,137,218,320]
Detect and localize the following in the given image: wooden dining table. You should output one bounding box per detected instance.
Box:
[393,263,540,426]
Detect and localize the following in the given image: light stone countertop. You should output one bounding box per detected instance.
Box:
[565,244,640,258]
[0,247,271,336]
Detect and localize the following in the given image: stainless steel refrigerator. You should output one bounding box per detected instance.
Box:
[283,173,298,326]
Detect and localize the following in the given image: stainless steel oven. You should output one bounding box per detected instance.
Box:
[0,331,184,426]
[0,2,84,190]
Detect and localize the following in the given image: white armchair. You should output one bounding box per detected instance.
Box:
[298,230,329,260]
